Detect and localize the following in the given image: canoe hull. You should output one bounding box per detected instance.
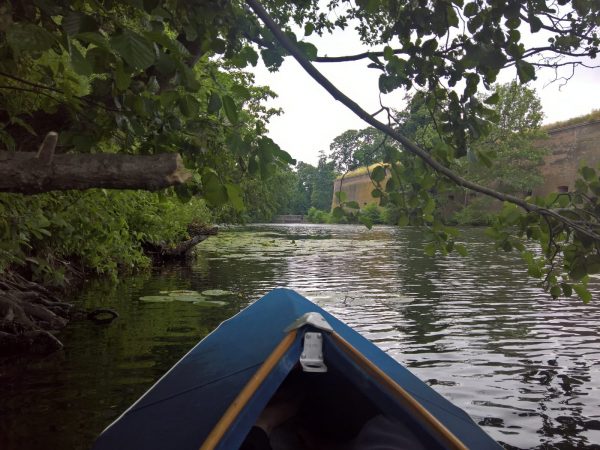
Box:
[93,288,501,449]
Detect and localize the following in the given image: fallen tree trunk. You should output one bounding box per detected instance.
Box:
[0,132,191,194]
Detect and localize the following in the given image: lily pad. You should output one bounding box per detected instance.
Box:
[167,290,199,296]
[139,290,226,307]
[202,289,234,297]
[169,294,207,302]
[139,295,175,303]
[192,300,227,307]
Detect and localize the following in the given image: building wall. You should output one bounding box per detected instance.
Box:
[331,175,378,209]
[533,120,600,196]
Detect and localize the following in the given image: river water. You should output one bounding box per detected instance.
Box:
[1,224,600,449]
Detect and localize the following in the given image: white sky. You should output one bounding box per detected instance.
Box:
[251,25,599,166]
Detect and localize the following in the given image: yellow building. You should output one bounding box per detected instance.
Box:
[331,164,390,209]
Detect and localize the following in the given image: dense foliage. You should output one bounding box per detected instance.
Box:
[0,0,292,281]
[1,0,599,301]
[0,190,211,284]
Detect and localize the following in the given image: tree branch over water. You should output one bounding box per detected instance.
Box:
[246,0,600,243]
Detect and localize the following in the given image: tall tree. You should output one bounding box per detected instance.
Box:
[463,82,546,195]
[329,128,388,173]
[311,152,337,211]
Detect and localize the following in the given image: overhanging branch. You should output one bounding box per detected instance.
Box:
[245,0,600,242]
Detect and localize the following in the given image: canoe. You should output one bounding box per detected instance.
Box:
[93,288,501,449]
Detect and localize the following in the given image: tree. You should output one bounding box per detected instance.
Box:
[245,0,600,301]
[311,152,337,211]
[463,82,547,196]
[0,0,293,200]
[329,128,388,173]
[2,0,600,301]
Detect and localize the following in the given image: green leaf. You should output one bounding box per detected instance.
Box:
[484,92,499,105]
[529,15,543,33]
[70,46,93,76]
[332,206,345,219]
[174,184,192,203]
[586,255,600,274]
[63,12,98,36]
[304,23,315,36]
[561,283,573,297]
[207,92,222,114]
[115,62,131,91]
[346,201,360,209]
[9,117,37,136]
[225,183,244,211]
[359,215,373,229]
[570,262,587,281]
[75,32,109,48]
[7,23,56,54]
[581,166,596,181]
[423,197,435,215]
[372,165,386,182]
[424,242,436,257]
[178,95,200,118]
[297,42,318,60]
[516,60,536,83]
[573,284,592,303]
[261,48,284,69]
[455,244,468,256]
[160,90,178,108]
[464,2,478,17]
[550,285,561,299]
[221,95,239,124]
[110,30,155,70]
[202,170,228,206]
[335,191,348,203]
[398,214,409,226]
[231,84,252,101]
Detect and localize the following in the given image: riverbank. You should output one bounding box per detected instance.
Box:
[0,222,218,356]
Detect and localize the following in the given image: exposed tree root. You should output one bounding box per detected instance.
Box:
[0,273,72,356]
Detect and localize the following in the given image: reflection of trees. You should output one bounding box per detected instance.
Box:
[394,228,450,344]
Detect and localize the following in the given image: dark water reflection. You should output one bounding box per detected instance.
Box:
[1,224,600,449]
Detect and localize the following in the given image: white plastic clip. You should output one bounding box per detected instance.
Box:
[300,332,327,373]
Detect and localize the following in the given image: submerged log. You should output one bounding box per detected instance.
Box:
[0,132,191,194]
[143,225,218,261]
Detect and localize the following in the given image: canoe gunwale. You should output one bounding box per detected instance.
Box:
[329,331,468,450]
[200,330,298,450]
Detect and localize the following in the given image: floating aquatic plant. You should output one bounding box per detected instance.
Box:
[139,290,228,306]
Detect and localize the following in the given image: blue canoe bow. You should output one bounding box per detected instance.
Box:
[93,288,501,450]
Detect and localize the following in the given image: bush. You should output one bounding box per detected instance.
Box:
[359,203,384,225]
[307,207,330,223]
[381,204,402,225]
[0,190,212,284]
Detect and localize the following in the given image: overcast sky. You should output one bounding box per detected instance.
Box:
[251,24,599,166]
